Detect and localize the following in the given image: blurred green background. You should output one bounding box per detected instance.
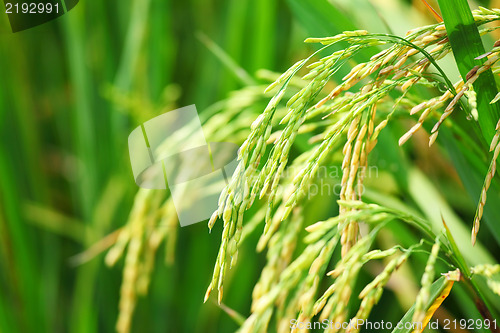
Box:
[1,0,499,332]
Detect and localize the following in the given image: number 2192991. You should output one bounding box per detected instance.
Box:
[5,2,59,14]
[442,318,497,330]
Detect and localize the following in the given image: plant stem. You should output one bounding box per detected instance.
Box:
[461,275,500,333]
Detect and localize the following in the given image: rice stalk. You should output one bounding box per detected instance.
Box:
[412,236,441,327]
[472,116,500,245]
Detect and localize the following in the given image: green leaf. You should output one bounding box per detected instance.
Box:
[392,277,451,333]
[437,0,500,142]
[441,215,470,277]
[406,167,495,266]
[196,31,256,87]
[441,128,500,246]
[286,0,356,37]
[286,0,371,64]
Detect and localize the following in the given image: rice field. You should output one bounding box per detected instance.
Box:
[1,0,500,332]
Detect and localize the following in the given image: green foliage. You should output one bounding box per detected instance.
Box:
[2,1,500,333]
[438,0,500,142]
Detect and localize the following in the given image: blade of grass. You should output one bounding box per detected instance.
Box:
[196,32,256,87]
[440,216,499,320]
[62,8,100,333]
[286,0,372,67]
[440,128,500,246]
[112,0,151,153]
[0,145,42,333]
[421,0,443,22]
[408,166,500,317]
[392,276,451,333]
[416,278,454,333]
[249,0,277,73]
[0,34,60,332]
[148,0,175,102]
[441,216,469,277]
[367,0,395,34]
[437,0,500,143]
[407,167,494,266]
[286,0,357,38]
[24,202,86,243]
[219,0,249,94]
